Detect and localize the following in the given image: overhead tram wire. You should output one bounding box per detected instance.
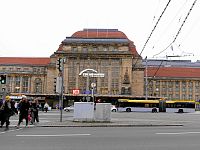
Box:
[133,0,172,69]
[149,0,198,88]
[151,0,189,50]
[153,0,198,58]
[148,0,198,88]
[177,8,200,48]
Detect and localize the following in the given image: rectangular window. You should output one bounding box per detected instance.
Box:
[82,47,88,53]
[22,76,29,93]
[7,76,13,92]
[33,68,37,72]
[15,76,21,93]
[41,67,45,73]
[195,95,199,101]
[168,81,173,87]
[175,87,179,92]
[100,60,109,89]
[72,47,78,52]
[189,87,193,92]
[189,81,193,87]
[182,87,186,92]
[182,81,186,87]
[93,47,97,51]
[175,81,180,86]
[195,81,200,87]
[175,94,179,99]
[162,87,166,92]
[188,94,193,100]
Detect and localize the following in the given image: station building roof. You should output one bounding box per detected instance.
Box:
[58,29,139,56]
[0,57,50,66]
[147,67,200,78]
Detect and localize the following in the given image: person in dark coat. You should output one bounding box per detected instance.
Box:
[16,95,30,128]
[0,99,3,121]
[30,98,39,124]
[0,96,17,130]
[0,99,3,108]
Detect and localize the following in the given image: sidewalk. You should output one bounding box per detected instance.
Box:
[36,113,184,127]
[9,111,200,128]
[35,119,183,127]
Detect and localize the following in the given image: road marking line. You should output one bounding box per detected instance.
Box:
[16,134,91,137]
[0,128,22,134]
[156,131,200,135]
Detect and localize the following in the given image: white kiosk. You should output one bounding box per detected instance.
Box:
[73,102,94,122]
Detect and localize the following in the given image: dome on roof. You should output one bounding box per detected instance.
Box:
[72,29,127,39]
[56,28,140,57]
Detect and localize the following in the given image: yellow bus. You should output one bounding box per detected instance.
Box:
[165,99,196,113]
[117,97,196,113]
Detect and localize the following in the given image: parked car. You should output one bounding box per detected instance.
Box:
[64,105,74,112]
[111,105,117,112]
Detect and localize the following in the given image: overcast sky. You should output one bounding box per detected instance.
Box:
[0,0,200,61]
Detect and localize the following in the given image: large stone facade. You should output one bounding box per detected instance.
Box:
[50,29,144,96]
[0,29,144,99]
[0,57,50,97]
[144,59,200,101]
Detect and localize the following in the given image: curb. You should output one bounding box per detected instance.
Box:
[36,124,183,127]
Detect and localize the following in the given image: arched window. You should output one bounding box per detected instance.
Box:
[34,78,42,93]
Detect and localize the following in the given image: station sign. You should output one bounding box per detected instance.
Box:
[82,73,104,78]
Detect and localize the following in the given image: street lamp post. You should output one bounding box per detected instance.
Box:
[91,82,96,102]
[145,56,148,100]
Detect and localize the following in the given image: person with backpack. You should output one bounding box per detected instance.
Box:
[0,96,17,130]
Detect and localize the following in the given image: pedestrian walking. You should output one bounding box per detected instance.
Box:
[30,98,39,124]
[0,96,17,130]
[16,95,30,128]
[44,102,49,112]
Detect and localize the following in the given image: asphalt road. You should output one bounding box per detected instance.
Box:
[1,110,200,150]
[1,126,200,150]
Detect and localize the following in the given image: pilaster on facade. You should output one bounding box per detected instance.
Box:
[108,62,112,95]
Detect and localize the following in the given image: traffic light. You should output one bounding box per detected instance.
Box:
[57,58,63,72]
[54,78,57,93]
[0,75,6,84]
